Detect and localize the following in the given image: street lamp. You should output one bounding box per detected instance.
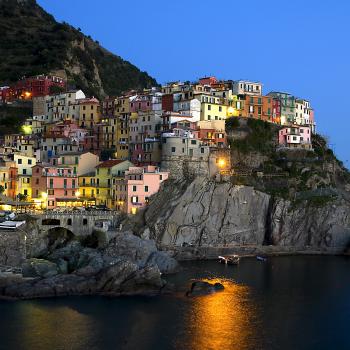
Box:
[218,158,226,168]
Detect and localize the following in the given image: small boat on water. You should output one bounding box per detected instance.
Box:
[218,255,240,265]
[256,256,267,262]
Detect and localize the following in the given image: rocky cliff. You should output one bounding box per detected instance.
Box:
[0,220,178,299]
[140,176,350,254]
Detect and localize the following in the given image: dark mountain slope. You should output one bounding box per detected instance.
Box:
[0,0,157,97]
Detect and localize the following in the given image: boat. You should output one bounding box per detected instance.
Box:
[218,255,240,265]
[256,256,267,262]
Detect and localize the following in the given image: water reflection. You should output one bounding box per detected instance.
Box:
[180,278,257,350]
[19,302,96,350]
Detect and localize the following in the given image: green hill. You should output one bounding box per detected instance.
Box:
[0,0,157,97]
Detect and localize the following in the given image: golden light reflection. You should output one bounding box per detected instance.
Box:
[181,278,257,350]
[20,303,95,350]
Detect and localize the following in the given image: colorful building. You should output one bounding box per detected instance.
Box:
[115,165,169,214]
[32,164,79,209]
[278,126,312,150]
[95,159,134,208]
[79,98,100,129]
[268,92,295,125]
[231,80,263,96]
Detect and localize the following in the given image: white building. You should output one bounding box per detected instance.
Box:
[231,80,263,96]
[295,99,312,126]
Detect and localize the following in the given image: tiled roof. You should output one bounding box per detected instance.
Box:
[96,159,125,168]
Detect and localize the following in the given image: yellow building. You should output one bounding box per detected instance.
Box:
[95,159,133,209]
[78,172,96,206]
[17,175,32,200]
[79,98,100,129]
[227,95,241,117]
[115,95,131,114]
[102,116,118,150]
[114,95,131,159]
[115,114,129,159]
[200,102,228,121]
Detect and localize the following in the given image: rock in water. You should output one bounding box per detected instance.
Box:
[186,281,224,296]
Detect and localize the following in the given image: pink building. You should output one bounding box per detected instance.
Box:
[130,95,152,113]
[50,121,87,141]
[32,164,79,209]
[116,165,169,214]
[278,126,312,150]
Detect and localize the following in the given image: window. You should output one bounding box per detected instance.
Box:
[23,169,27,175]
[83,219,88,225]
[67,218,72,225]
[208,105,211,110]
[160,175,163,180]
[18,158,22,164]
[219,106,222,112]
[191,140,196,145]
[171,147,176,153]
[28,159,32,165]
[133,185,137,192]
[48,189,54,195]
[36,178,39,185]
[145,186,149,192]
[131,196,138,203]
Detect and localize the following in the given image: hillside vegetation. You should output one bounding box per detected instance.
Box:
[0,104,32,135]
[226,117,350,204]
[0,0,157,97]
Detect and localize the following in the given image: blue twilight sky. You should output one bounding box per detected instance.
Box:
[37,0,350,166]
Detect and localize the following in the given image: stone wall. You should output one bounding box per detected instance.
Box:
[0,229,25,267]
[161,149,231,180]
[37,212,122,237]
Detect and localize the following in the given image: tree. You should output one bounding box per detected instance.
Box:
[17,193,28,202]
[0,185,4,195]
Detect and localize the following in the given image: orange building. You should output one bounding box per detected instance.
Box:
[262,96,273,122]
[242,95,275,122]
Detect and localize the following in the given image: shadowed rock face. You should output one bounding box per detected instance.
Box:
[142,177,350,252]
[0,232,178,299]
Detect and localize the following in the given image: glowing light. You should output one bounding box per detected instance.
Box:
[22,125,32,135]
[228,106,235,115]
[218,158,226,168]
[75,191,81,198]
[41,192,48,199]
[24,91,32,98]
[131,207,137,215]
